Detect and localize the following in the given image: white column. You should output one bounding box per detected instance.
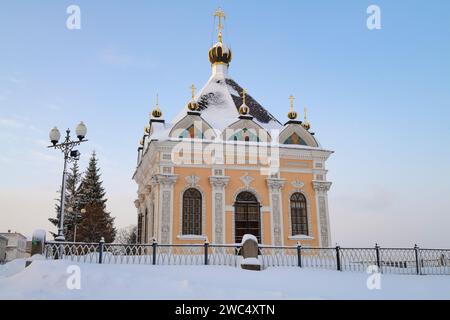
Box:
[153,174,178,244]
[209,176,229,244]
[312,181,332,247]
[267,178,286,246]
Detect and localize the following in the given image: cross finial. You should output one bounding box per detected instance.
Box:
[289,95,295,111]
[214,7,226,42]
[242,89,247,105]
[156,93,159,108]
[190,84,196,100]
[304,107,308,120]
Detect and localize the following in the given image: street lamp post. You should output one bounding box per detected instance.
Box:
[48,122,87,241]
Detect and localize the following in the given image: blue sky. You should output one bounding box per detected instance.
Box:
[1,1,449,246]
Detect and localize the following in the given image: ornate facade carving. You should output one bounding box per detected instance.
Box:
[267,178,285,246]
[240,172,254,188]
[210,176,229,243]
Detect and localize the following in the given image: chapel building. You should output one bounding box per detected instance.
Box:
[133,9,333,247]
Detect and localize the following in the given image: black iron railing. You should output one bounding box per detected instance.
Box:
[43,240,450,275]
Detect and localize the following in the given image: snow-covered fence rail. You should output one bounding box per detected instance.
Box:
[43,241,450,275]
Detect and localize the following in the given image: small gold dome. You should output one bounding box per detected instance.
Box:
[187,101,199,111]
[151,108,162,118]
[288,110,298,120]
[209,41,232,65]
[239,104,250,115]
[144,125,150,135]
[139,138,144,146]
[302,121,311,131]
[302,107,311,130]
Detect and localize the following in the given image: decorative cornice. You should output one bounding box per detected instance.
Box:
[240,172,254,188]
[266,178,286,191]
[185,174,200,187]
[312,180,332,192]
[152,174,178,187]
[209,176,230,189]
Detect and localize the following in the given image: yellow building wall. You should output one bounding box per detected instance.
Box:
[171,158,319,246]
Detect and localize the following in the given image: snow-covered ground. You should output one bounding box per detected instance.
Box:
[1,258,449,299]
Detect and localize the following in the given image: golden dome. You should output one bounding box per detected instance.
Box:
[209,41,232,65]
[150,94,162,118]
[151,108,162,118]
[187,101,199,111]
[287,95,298,120]
[139,138,144,146]
[144,125,150,135]
[302,120,311,131]
[288,110,297,120]
[187,84,200,111]
[239,104,250,115]
[302,107,311,130]
[209,8,232,65]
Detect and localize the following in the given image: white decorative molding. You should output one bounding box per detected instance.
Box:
[291,180,305,189]
[266,178,286,193]
[209,176,229,244]
[240,172,254,188]
[288,235,314,241]
[209,176,230,189]
[312,180,332,193]
[177,235,207,241]
[266,178,285,246]
[134,199,140,208]
[185,174,200,187]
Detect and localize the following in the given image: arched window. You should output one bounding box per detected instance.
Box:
[290,193,308,236]
[182,188,202,235]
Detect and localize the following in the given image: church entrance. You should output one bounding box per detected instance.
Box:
[234,191,261,243]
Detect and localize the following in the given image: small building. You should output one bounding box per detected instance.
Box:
[0,235,7,264]
[0,231,29,262]
[133,9,333,247]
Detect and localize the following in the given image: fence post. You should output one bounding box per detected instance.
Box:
[204,240,209,265]
[99,237,105,264]
[375,243,381,270]
[297,242,302,268]
[152,239,157,265]
[336,245,341,271]
[414,244,421,275]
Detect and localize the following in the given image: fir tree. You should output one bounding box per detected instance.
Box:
[49,160,82,240]
[77,202,116,243]
[78,152,107,210]
[76,152,116,242]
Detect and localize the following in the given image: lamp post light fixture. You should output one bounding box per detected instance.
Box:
[48,122,88,241]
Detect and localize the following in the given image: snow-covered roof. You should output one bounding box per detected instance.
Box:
[171,65,282,134]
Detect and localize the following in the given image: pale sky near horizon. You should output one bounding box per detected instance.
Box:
[1,1,450,247]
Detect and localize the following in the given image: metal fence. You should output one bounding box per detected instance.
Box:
[43,240,450,275]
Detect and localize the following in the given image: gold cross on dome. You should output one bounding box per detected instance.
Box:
[214,8,226,41]
[190,84,196,100]
[289,95,295,111]
[304,107,308,120]
[242,89,247,105]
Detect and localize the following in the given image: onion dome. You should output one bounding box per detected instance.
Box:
[287,95,298,120]
[302,107,311,130]
[187,84,200,111]
[144,125,150,135]
[150,94,163,119]
[239,89,250,115]
[139,138,144,146]
[209,41,232,66]
[209,8,232,66]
